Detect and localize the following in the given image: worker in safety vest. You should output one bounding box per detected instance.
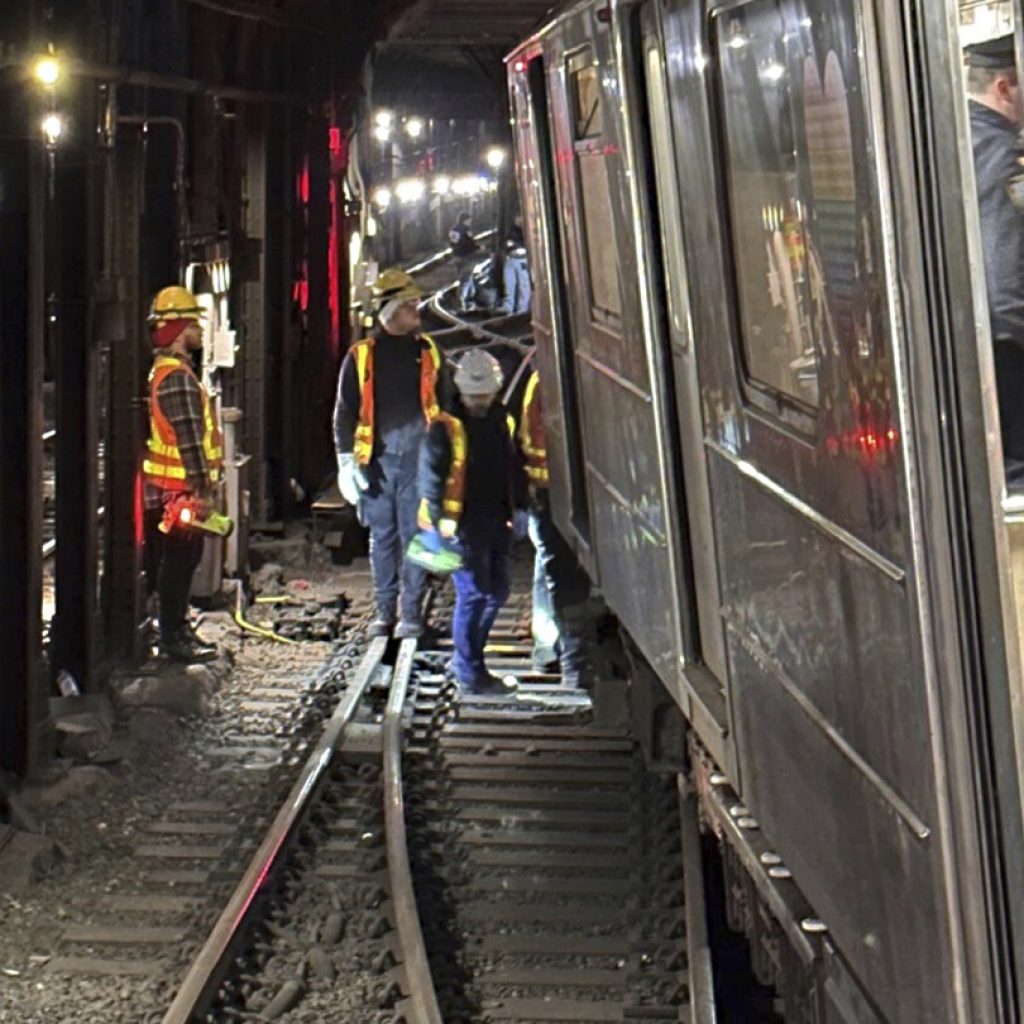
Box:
[142,286,222,663]
[418,349,523,695]
[333,268,450,638]
[518,369,590,688]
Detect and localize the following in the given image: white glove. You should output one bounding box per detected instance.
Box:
[337,452,368,506]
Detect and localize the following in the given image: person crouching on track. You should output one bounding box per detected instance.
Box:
[418,349,523,696]
[334,269,450,639]
[142,286,221,664]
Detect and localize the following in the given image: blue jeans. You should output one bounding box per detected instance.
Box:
[359,451,426,622]
[455,257,476,308]
[500,255,531,314]
[528,494,589,685]
[451,525,511,687]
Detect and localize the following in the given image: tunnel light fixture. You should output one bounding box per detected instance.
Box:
[395,177,426,204]
[433,175,451,196]
[452,175,483,197]
[405,117,424,139]
[484,146,507,170]
[34,54,61,87]
[373,123,391,143]
[374,109,394,130]
[41,112,65,146]
[727,33,749,50]
[764,62,785,82]
[372,186,392,210]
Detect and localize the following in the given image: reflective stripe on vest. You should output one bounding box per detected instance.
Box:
[351,335,442,466]
[143,356,224,491]
[436,412,468,521]
[519,371,549,486]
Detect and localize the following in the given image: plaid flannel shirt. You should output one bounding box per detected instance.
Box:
[144,359,210,510]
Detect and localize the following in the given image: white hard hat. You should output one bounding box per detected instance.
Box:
[454,348,504,397]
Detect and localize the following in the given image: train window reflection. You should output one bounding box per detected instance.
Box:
[570,54,623,325]
[573,64,604,139]
[713,1,868,415]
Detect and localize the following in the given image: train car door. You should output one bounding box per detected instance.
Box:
[509,49,596,571]
[625,0,737,775]
[657,0,1024,1019]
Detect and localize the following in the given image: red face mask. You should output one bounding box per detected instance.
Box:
[153,318,194,349]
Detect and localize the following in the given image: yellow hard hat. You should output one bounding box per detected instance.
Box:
[372,268,422,308]
[147,286,205,328]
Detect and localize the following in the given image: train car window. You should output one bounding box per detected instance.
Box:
[573,65,605,139]
[711,0,876,418]
[569,51,623,326]
[644,40,692,351]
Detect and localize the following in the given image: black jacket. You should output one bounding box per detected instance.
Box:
[418,400,525,535]
[970,100,1024,340]
[448,221,478,258]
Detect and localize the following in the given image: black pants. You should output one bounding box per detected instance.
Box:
[144,506,205,638]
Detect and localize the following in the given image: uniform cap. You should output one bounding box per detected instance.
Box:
[454,348,504,397]
[964,34,1017,70]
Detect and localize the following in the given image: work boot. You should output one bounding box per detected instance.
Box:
[470,672,518,697]
[394,618,423,640]
[162,632,217,664]
[368,618,394,638]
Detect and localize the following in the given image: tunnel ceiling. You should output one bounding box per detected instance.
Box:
[367,0,556,119]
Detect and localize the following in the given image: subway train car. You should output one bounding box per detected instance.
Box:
[509,2,1024,1022]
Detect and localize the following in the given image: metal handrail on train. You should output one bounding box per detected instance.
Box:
[383,638,443,1024]
[161,635,390,1024]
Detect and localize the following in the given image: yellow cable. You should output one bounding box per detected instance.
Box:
[233,608,298,644]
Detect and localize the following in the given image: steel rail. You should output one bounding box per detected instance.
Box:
[679,778,717,1024]
[383,637,444,1024]
[161,635,389,1024]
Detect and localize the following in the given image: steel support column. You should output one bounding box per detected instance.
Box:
[51,86,100,692]
[0,94,45,776]
[242,106,269,521]
[103,133,147,660]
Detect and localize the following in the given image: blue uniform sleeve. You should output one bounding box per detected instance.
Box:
[975,127,1024,339]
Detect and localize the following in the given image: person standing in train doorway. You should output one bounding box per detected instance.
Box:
[334,269,449,638]
[517,368,590,688]
[499,214,532,315]
[965,35,1024,491]
[449,211,479,311]
[418,349,523,696]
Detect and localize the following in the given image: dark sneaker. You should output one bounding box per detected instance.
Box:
[470,673,518,696]
[368,618,394,638]
[394,619,423,640]
[162,633,217,663]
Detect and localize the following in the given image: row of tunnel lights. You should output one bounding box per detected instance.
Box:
[372,171,500,210]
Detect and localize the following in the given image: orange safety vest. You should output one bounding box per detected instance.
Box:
[431,411,517,527]
[519,371,549,487]
[434,412,468,521]
[351,335,442,466]
[143,355,224,491]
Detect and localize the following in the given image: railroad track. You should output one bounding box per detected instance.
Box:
[157,573,712,1023]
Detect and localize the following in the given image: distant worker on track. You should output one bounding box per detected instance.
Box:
[499,214,531,316]
[142,286,221,664]
[418,349,523,695]
[965,34,1024,489]
[334,269,449,639]
[518,369,590,688]
[449,211,479,312]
